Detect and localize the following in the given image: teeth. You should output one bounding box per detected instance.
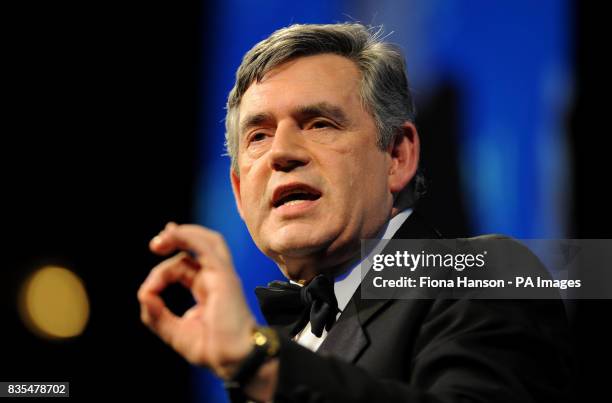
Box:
[273,187,321,208]
[284,199,307,206]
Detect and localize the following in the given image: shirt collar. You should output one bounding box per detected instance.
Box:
[333,208,413,311]
[288,209,413,311]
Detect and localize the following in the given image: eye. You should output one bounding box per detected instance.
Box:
[249,132,267,143]
[309,120,334,130]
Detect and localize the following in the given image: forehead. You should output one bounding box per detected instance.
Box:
[239,54,363,118]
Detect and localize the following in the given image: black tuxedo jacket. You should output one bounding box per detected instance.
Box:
[248,212,572,402]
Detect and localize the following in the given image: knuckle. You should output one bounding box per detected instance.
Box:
[137,285,150,302]
[137,289,145,302]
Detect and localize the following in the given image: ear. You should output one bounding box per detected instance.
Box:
[388,122,420,193]
[230,168,245,220]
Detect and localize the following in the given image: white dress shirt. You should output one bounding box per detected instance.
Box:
[293,209,413,351]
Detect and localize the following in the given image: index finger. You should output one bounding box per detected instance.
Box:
[151,224,232,267]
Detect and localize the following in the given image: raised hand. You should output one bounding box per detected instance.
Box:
[137,222,256,379]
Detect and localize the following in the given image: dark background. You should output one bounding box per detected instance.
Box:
[3,1,201,400]
[2,1,610,401]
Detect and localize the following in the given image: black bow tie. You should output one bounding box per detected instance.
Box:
[255,274,340,337]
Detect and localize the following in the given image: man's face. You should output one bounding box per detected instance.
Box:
[231,54,397,277]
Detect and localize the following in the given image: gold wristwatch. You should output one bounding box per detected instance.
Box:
[226,326,280,389]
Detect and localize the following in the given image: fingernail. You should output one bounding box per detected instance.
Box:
[151,236,163,245]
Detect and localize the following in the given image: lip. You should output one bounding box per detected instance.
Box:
[273,197,321,217]
[270,182,322,216]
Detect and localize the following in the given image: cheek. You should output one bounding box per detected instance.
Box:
[338,144,387,182]
[320,153,368,211]
[238,173,266,221]
[345,151,390,203]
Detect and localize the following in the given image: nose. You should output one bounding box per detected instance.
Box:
[268,122,310,172]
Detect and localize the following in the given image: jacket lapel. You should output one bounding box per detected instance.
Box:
[317,297,368,361]
[317,211,441,362]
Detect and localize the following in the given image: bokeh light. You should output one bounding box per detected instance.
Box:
[19,266,90,339]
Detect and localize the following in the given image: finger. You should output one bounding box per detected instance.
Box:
[149,222,180,254]
[137,253,199,344]
[155,225,232,267]
[182,304,203,321]
[140,252,200,295]
[139,291,181,345]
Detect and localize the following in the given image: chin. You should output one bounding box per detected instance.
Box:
[267,227,336,258]
[269,237,322,258]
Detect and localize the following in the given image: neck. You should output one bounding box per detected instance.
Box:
[278,209,408,283]
[277,245,361,284]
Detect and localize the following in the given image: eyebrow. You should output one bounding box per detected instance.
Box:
[239,102,350,137]
[239,113,273,138]
[294,102,350,127]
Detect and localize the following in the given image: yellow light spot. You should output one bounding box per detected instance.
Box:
[19,266,90,339]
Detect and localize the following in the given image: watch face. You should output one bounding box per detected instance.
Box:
[254,327,280,356]
[253,331,268,347]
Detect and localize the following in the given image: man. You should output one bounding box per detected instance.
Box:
[138,23,570,402]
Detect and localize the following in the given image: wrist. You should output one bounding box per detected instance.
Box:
[224,326,280,388]
[215,318,257,379]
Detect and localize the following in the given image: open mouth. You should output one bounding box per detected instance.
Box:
[271,184,322,208]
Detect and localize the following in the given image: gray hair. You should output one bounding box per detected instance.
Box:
[225,22,425,207]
